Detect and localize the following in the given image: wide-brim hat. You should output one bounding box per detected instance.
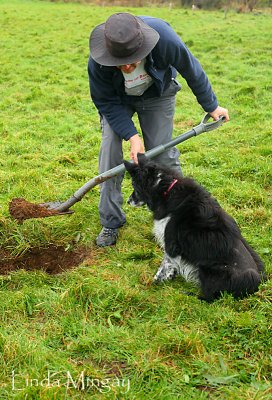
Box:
[90,13,160,66]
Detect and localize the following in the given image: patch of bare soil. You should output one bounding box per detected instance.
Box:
[103,361,128,377]
[0,245,91,275]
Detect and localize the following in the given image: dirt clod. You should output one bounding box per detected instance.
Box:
[9,198,60,222]
[0,245,90,275]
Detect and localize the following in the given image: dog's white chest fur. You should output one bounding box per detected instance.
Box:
[153,217,170,249]
[153,217,199,284]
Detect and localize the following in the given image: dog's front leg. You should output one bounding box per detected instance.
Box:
[153,253,178,283]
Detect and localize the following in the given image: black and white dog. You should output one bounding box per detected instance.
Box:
[124,154,265,302]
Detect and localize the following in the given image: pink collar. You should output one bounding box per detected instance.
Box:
[163,179,178,198]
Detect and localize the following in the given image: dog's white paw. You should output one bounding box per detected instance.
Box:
[153,264,178,283]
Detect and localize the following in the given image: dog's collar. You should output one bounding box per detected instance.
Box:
[163,179,178,198]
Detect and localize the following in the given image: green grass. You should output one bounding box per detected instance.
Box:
[0,0,271,398]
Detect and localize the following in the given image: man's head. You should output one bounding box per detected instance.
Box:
[90,13,159,66]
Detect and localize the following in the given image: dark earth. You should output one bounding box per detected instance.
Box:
[0,245,90,275]
[9,198,60,222]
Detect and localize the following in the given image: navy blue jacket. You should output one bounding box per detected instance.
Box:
[88,16,218,140]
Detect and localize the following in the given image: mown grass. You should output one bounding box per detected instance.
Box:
[0,0,271,398]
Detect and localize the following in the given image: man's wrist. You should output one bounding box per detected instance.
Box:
[129,133,140,143]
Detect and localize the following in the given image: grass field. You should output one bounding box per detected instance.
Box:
[0,0,271,398]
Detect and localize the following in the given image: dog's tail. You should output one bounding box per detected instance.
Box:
[230,269,262,299]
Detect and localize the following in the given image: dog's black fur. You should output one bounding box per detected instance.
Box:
[124,154,265,302]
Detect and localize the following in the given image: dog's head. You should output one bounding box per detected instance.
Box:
[124,153,179,211]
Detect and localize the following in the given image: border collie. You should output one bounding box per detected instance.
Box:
[124,154,265,302]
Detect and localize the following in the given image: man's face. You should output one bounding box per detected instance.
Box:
[117,61,141,74]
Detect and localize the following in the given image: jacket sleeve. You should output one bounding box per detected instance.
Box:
[153,23,218,113]
[88,58,138,140]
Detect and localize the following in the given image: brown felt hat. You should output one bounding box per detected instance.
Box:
[90,13,160,66]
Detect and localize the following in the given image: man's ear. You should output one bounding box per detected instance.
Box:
[123,159,136,174]
[137,153,148,167]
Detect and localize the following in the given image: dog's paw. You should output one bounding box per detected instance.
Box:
[153,269,177,283]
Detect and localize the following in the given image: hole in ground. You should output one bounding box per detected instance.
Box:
[0,245,91,275]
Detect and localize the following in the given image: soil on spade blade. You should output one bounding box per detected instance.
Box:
[9,198,60,222]
[0,245,91,275]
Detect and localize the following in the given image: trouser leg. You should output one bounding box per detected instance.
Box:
[98,115,127,229]
[136,81,182,174]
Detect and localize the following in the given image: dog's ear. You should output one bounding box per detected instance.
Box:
[137,153,148,167]
[123,160,136,174]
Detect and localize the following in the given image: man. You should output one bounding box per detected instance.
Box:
[88,12,229,247]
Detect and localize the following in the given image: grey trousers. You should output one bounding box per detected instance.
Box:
[98,80,182,229]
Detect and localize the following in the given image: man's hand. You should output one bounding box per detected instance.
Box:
[210,106,230,122]
[129,134,145,163]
